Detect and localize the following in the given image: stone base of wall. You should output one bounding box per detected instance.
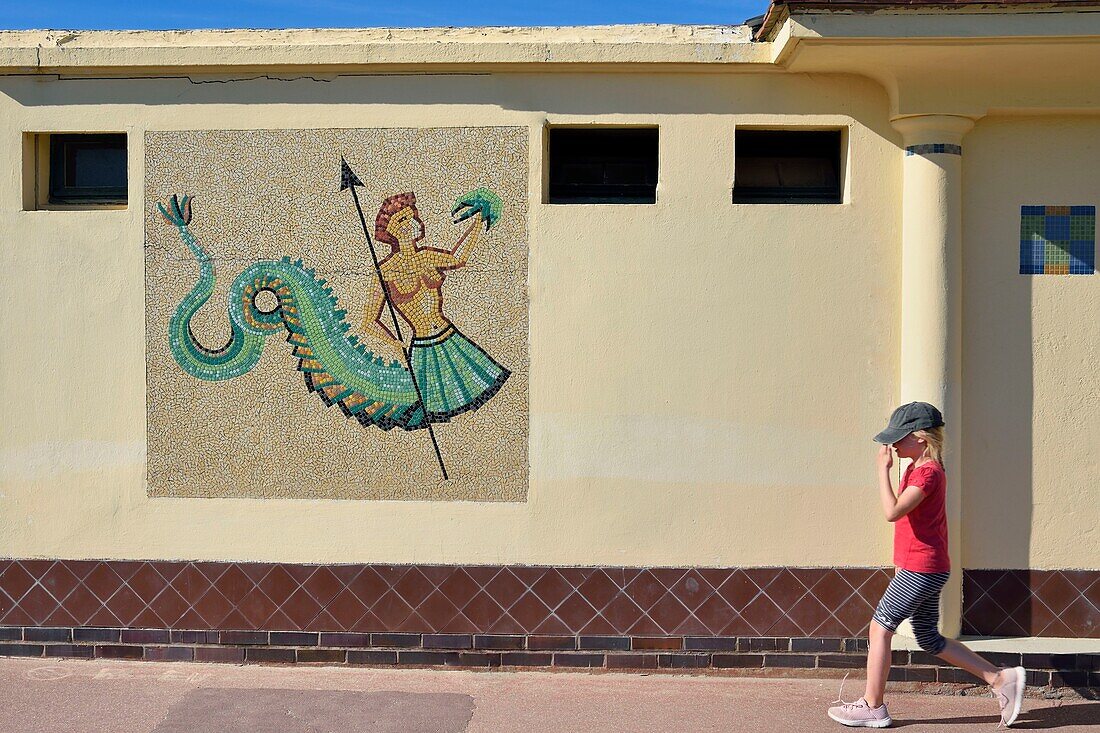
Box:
[2,627,1097,693]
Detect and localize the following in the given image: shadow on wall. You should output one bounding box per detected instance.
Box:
[0,70,891,122]
[960,117,1034,636]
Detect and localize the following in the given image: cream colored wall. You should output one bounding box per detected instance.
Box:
[0,71,903,566]
[962,115,1100,571]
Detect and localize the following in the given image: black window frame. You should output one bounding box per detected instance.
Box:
[48,133,128,205]
[732,129,843,205]
[547,127,659,205]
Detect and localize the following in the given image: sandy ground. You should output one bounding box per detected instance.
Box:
[1,657,1097,732]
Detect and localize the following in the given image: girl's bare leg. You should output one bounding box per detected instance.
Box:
[935,638,1002,686]
[864,619,893,707]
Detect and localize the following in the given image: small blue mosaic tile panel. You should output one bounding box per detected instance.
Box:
[905,143,962,156]
[1020,205,1095,275]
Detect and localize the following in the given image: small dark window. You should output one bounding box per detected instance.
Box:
[49,134,128,204]
[548,128,658,204]
[733,130,842,204]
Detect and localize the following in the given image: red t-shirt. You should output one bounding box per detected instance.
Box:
[894,461,951,573]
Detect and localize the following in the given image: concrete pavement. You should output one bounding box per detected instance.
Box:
[1,657,1097,732]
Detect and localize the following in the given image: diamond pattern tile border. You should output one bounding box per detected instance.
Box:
[963,569,1100,638]
[4,560,1095,638]
[0,560,900,637]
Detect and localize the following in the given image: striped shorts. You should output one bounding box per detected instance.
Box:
[872,568,950,654]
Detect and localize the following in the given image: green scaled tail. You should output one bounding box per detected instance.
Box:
[163,199,429,430]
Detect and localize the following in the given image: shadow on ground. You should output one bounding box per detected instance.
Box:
[895,702,1100,729]
[152,688,475,733]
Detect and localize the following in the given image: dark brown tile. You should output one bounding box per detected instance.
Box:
[987,571,1033,615]
[415,591,461,632]
[791,637,844,653]
[473,635,524,650]
[456,652,500,667]
[684,637,737,651]
[482,569,526,609]
[300,567,343,608]
[530,570,574,611]
[254,566,300,604]
[126,564,169,604]
[39,564,80,603]
[624,571,666,610]
[818,654,865,668]
[576,571,619,613]
[43,644,94,658]
[145,646,195,662]
[371,633,421,648]
[712,654,763,668]
[658,653,710,669]
[398,650,461,666]
[318,632,368,647]
[437,570,481,609]
[23,627,71,642]
[693,595,739,636]
[95,645,143,659]
[579,636,629,651]
[370,590,415,630]
[599,594,645,634]
[576,613,616,636]
[527,635,575,650]
[392,569,436,610]
[607,653,658,669]
[18,586,60,625]
[460,591,506,630]
[765,653,816,668]
[191,588,235,628]
[122,629,170,644]
[552,593,597,632]
[348,650,398,664]
[500,651,552,666]
[195,646,245,663]
[219,630,267,645]
[631,636,682,651]
[324,589,370,630]
[245,647,296,663]
[171,630,217,644]
[552,653,603,668]
[422,634,472,649]
[0,644,44,657]
[297,648,346,663]
[0,563,37,602]
[507,592,554,633]
[275,587,320,630]
[714,571,760,611]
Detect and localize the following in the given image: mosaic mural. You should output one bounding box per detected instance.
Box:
[1020,205,1096,275]
[144,129,529,500]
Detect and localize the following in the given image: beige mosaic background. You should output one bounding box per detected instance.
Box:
[144,128,528,501]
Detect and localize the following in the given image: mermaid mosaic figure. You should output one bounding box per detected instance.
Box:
[158,186,509,433]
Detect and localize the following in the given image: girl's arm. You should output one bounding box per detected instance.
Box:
[877,445,927,522]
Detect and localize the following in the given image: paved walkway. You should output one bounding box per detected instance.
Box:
[1,658,1097,732]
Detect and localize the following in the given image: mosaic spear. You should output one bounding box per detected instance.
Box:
[340,157,449,480]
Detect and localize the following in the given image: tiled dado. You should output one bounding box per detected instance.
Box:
[0,560,893,637]
[4,561,1096,640]
[964,569,1100,638]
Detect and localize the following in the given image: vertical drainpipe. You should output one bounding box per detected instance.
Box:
[891,114,974,639]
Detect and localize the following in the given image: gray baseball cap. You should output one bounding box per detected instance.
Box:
[873,402,945,444]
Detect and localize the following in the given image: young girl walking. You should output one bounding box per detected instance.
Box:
[827,402,1026,728]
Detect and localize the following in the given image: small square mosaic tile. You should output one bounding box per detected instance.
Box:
[1020,205,1095,275]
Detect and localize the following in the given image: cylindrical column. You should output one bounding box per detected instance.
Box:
[891,114,974,639]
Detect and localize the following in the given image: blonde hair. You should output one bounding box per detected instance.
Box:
[913,426,945,466]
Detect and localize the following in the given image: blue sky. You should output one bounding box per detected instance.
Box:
[1,0,768,31]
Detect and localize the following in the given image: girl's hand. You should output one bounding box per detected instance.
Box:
[878,444,894,471]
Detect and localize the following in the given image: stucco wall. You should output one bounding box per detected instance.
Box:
[961,115,1100,571]
[0,71,903,565]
